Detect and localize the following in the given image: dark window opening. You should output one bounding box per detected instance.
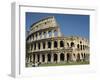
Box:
[54,41,57,48]
[43,42,45,49]
[60,41,64,47]
[48,41,51,48]
[38,43,40,49]
[71,42,74,47]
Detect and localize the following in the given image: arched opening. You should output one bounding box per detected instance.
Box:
[48,41,51,48]
[73,53,75,57]
[60,53,64,61]
[84,53,86,59]
[67,43,69,47]
[54,54,57,62]
[33,54,35,63]
[37,54,40,62]
[77,44,79,49]
[42,54,45,62]
[60,41,64,47]
[81,53,83,58]
[38,43,40,49]
[70,42,74,47]
[77,53,80,61]
[80,41,82,44]
[34,43,36,50]
[36,33,37,40]
[67,53,71,61]
[43,42,45,49]
[83,45,84,50]
[47,54,51,62]
[83,53,86,61]
[81,45,82,50]
[54,41,57,48]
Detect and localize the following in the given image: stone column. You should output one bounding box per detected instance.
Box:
[51,40,54,50]
[36,42,38,51]
[64,40,67,49]
[51,30,54,37]
[80,53,83,61]
[33,54,35,63]
[31,53,33,62]
[34,34,36,40]
[58,40,60,49]
[46,30,49,38]
[57,53,60,63]
[32,43,34,51]
[42,31,44,39]
[45,54,47,63]
[40,54,42,63]
[35,54,37,63]
[51,53,54,63]
[45,41,48,49]
[64,53,67,61]
[70,53,73,61]
[40,42,43,50]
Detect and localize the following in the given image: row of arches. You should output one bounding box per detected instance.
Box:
[29,41,75,50]
[28,41,88,51]
[26,53,89,63]
[32,40,65,50]
[77,44,89,50]
[27,53,71,63]
[27,28,60,42]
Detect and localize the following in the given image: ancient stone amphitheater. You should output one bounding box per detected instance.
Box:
[26,16,89,67]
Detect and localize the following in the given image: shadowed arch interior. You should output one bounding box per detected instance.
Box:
[54,54,57,61]
[42,54,45,62]
[48,41,51,48]
[54,41,57,48]
[47,54,51,62]
[60,53,64,61]
[60,41,64,47]
[71,42,74,47]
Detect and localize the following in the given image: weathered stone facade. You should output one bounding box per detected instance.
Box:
[26,16,89,67]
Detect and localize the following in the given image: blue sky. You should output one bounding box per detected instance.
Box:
[26,12,89,39]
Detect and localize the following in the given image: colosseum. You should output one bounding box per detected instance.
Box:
[26,16,89,67]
